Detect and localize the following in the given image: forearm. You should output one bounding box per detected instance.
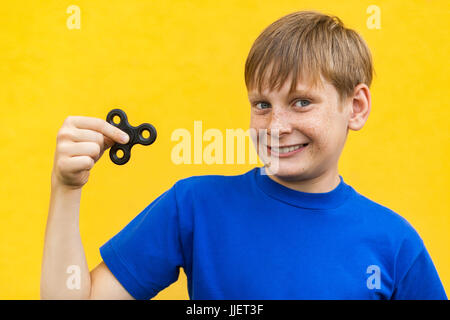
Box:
[40,175,91,299]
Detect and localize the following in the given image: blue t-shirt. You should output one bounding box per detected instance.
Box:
[100,166,447,300]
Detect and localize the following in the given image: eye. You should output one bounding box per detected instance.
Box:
[253,101,271,110]
[294,99,311,108]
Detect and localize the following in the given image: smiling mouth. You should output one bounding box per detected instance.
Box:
[267,143,309,155]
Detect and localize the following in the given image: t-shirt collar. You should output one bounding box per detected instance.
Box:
[253,166,353,210]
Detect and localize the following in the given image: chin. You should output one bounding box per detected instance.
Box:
[264,163,308,181]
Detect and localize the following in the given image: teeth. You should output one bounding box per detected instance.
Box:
[271,144,307,154]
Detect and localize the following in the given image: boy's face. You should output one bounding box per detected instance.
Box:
[248,73,352,183]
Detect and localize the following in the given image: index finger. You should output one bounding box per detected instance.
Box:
[69,116,129,144]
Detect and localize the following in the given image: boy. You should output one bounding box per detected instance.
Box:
[41,10,447,299]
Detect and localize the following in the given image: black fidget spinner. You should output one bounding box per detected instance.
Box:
[106,108,157,165]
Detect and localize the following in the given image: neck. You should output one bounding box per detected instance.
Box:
[264,166,341,193]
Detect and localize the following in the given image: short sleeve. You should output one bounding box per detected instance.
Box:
[392,246,447,300]
[99,183,185,300]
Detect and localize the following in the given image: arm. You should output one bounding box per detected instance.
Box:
[40,175,134,300]
[40,115,134,299]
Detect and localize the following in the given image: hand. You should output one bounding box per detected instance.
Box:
[51,116,129,189]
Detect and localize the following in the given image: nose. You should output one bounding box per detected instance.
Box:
[268,108,292,139]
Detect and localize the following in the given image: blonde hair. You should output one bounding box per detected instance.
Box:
[244,10,374,105]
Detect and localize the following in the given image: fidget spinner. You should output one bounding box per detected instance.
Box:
[106,108,157,165]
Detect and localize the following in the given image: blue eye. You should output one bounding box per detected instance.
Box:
[295,99,311,107]
[252,99,311,110]
[254,102,270,109]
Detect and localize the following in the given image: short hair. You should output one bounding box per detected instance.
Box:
[244,10,374,105]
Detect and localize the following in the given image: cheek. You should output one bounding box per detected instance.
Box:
[249,116,267,146]
[250,112,270,124]
[306,115,337,154]
[249,113,263,129]
[249,115,271,137]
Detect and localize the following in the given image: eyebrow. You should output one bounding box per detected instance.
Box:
[248,89,317,100]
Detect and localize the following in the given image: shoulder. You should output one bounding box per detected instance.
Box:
[175,170,252,192]
[348,189,429,285]
[172,168,254,200]
[176,169,251,186]
[350,189,424,249]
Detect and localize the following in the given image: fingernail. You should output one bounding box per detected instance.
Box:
[121,134,129,143]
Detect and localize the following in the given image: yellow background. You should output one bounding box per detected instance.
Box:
[0,0,449,299]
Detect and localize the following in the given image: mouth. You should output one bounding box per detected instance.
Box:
[266,143,309,157]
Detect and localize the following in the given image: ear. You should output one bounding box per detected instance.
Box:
[347,83,371,131]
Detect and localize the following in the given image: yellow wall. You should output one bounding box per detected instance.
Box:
[0,0,448,299]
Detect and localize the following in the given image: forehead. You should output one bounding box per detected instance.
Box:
[248,80,336,99]
[247,74,332,99]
